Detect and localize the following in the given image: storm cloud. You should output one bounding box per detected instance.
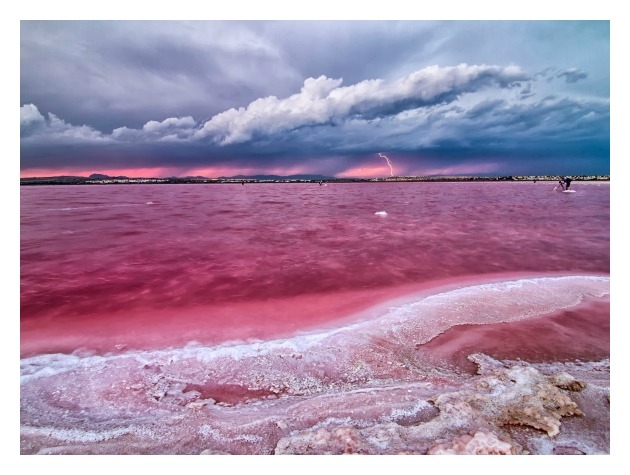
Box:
[194,64,528,145]
[20,20,610,177]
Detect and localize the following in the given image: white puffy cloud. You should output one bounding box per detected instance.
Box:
[194,64,529,145]
[22,62,606,158]
[143,116,196,134]
[20,104,45,127]
[20,104,107,143]
[112,116,197,142]
[45,114,105,141]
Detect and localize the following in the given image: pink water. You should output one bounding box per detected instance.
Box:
[20,181,610,455]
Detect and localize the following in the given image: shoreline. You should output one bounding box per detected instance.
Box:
[20,271,610,454]
[20,271,609,359]
[20,175,611,186]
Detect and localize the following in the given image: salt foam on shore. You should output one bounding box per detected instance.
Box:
[20,275,610,455]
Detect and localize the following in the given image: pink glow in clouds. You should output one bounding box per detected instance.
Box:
[336,165,387,178]
[20,158,501,180]
[20,166,180,179]
[20,181,610,454]
[336,158,501,179]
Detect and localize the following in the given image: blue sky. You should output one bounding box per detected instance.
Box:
[19,16,611,178]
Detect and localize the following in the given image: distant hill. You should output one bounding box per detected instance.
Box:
[222,174,334,181]
[20,175,89,184]
[89,173,130,180]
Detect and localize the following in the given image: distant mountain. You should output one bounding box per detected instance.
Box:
[222,174,334,181]
[89,173,129,180]
[20,175,88,184]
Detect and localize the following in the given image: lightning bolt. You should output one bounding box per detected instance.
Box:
[378,152,394,177]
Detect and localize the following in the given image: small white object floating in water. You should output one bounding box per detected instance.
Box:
[375,211,388,217]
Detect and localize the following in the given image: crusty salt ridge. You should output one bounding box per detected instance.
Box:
[427,431,518,455]
[20,352,608,455]
[275,353,605,455]
[20,276,609,454]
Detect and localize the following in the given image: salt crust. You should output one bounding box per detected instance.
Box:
[19,268,611,461]
[20,351,603,454]
[427,431,516,455]
[273,353,589,454]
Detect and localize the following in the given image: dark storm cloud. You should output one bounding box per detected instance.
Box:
[458,95,609,142]
[20,20,610,176]
[246,21,443,84]
[20,21,453,133]
[21,63,530,148]
[556,68,588,83]
[194,64,528,145]
[20,21,303,131]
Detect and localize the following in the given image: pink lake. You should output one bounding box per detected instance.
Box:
[20,181,610,455]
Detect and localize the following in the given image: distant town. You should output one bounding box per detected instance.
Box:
[20,173,610,186]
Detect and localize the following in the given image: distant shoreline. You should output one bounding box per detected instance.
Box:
[20,175,610,186]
